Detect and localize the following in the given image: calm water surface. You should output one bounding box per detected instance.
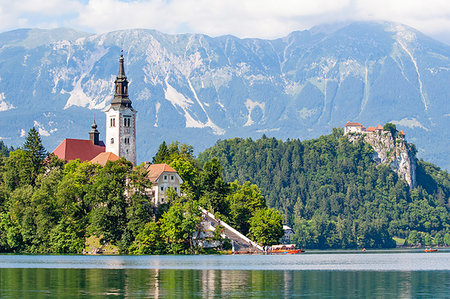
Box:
[1,250,449,298]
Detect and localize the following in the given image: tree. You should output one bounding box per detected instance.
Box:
[0,141,12,157]
[227,181,266,235]
[199,158,230,215]
[160,200,202,254]
[88,159,133,245]
[383,123,397,137]
[23,127,47,174]
[3,150,36,190]
[248,208,284,246]
[152,141,169,164]
[128,222,164,254]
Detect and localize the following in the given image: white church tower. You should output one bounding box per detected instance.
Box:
[105,51,137,165]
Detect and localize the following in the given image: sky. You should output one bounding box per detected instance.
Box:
[0,0,449,44]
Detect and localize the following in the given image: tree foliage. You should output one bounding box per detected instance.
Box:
[198,130,450,249]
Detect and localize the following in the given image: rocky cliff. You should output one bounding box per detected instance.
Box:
[348,132,417,188]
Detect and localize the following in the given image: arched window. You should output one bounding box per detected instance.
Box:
[111,138,114,144]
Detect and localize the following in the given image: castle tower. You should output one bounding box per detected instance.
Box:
[105,51,137,164]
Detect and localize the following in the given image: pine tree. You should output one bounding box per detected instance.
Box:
[23,127,47,174]
[152,141,169,164]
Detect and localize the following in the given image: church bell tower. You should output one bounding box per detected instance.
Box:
[105,51,137,164]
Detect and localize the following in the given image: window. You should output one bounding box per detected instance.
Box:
[171,175,174,181]
[160,186,164,191]
[110,118,116,127]
[164,175,168,181]
[174,187,177,192]
[111,138,114,144]
[124,138,130,144]
[124,117,131,127]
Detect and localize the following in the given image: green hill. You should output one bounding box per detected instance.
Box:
[198,129,450,249]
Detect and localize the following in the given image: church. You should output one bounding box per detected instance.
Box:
[53,51,136,165]
[52,52,182,204]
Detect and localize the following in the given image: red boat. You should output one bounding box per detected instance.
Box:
[424,248,438,252]
[269,244,305,254]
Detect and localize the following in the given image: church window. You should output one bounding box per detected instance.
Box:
[111,138,114,144]
[110,118,116,127]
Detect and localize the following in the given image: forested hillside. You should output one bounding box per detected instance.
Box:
[0,129,282,254]
[198,129,450,249]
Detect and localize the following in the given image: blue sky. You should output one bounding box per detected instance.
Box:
[0,0,449,44]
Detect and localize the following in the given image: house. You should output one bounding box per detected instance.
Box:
[365,126,376,132]
[144,163,183,205]
[344,121,365,134]
[281,225,294,244]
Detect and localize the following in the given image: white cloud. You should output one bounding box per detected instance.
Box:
[0,0,449,44]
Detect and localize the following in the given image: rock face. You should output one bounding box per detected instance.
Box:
[0,22,449,169]
[348,132,417,187]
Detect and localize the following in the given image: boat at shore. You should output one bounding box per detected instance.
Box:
[424,248,438,252]
[269,244,305,254]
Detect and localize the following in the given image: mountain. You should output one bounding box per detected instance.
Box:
[0,22,448,169]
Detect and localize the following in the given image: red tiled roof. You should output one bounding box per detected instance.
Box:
[145,163,177,183]
[376,124,383,130]
[366,127,376,132]
[398,130,405,136]
[52,138,105,162]
[91,152,119,166]
[344,121,364,127]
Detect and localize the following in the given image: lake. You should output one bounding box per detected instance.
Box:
[1,249,449,298]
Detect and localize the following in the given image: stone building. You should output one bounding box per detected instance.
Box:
[144,163,183,205]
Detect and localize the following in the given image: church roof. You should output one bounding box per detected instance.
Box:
[52,138,105,162]
[375,124,384,130]
[366,127,376,132]
[91,152,120,166]
[145,163,178,183]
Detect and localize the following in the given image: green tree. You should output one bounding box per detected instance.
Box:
[129,222,164,254]
[23,127,47,174]
[227,181,266,235]
[152,141,169,164]
[160,200,202,254]
[383,123,397,137]
[248,208,284,246]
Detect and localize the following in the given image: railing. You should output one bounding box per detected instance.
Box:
[200,207,264,251]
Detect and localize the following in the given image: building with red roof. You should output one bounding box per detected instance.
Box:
[52,120,105,162]
[144,163,183,205]
[91,152,120,166]
[344,121,366,134]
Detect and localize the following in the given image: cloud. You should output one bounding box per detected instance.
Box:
[0,0,449,44]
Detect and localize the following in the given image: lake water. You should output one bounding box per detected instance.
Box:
[0,249,449,298]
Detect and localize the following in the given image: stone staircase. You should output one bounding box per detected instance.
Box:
[200,208,264,253]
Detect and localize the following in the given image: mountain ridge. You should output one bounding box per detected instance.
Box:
[0,21,448,169]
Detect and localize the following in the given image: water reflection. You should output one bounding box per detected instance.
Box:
[1,268,449,298]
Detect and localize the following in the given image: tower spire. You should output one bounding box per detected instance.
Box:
[118,49,126,78]
[111,50,132,107]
